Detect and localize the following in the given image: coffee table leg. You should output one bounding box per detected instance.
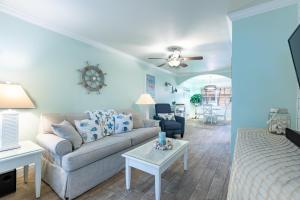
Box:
[125,159,131,191]
[184,146,189,171]
[155,172,161,200]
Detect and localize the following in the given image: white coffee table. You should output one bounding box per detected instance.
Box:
[122,139,189,200]
[0,141,44,198]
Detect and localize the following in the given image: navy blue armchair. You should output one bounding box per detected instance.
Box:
[153,103,185,138]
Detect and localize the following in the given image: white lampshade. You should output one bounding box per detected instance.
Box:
[0,83,35,109]
[136,93,155,105]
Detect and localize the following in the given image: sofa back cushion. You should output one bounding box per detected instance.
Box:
[39,113,89,135]
[65,113,89,127]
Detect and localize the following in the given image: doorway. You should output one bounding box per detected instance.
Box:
[176,74,232,125]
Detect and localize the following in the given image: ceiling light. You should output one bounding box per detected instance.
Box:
[172,50,181,58]
[168,59,181,67]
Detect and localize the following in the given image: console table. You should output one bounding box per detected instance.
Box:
[0,141,44,198]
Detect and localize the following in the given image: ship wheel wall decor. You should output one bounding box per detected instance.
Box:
[78,62,107,94]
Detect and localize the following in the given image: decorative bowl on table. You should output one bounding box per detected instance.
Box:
[153,139,173,151]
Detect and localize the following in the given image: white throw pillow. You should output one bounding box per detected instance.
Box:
[74,119,104,143]
[158,113,176,120]
[113,113,133,134]
[51,120,83,150]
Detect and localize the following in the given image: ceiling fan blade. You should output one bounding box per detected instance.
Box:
[157,63,166,67]
[183,56,203,60]
[179,63,188,67]
[148,58,166,59]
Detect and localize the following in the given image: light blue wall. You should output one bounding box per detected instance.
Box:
[231,5,298,154]
[0,12,176,140]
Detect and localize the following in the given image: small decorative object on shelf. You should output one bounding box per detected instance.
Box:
[267,108,291,135]
[153,138,173,151]
[78,61,107,94]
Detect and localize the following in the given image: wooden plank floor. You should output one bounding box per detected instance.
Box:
[0,120,231,200]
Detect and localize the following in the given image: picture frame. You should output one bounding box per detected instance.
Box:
[146,74,155,99]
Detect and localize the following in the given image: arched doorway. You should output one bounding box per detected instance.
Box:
[176,74,231,124]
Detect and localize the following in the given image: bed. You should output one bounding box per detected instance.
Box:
[227,128,300,200]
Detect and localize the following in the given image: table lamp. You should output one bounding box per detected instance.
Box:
[136,93,155,120]
[0,82,35,151]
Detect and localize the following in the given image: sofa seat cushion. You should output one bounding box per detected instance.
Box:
[164,120,181,130]
[62,136,131,171]
[112,127,160,146]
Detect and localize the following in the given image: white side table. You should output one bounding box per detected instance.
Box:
[0,141,44,198]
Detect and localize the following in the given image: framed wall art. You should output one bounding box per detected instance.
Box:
[146,74,155,99]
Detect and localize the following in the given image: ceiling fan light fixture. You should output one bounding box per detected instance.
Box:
[148,45,202,68]
[168,59,181,67]
[172,50,181,58]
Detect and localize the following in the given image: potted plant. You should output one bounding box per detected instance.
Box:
[190,94,203,119]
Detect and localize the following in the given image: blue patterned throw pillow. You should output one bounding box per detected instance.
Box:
[113,113,133,134]
[74,119,103,143]
[86,109,116,136]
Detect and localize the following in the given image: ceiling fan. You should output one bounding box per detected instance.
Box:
[148,46,203,68]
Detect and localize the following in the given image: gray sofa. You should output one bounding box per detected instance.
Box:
[36,110,160,199]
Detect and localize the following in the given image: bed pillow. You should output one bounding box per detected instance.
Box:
[113,113,133,134]
[74,119,104,143]
[158,113,176,121]
[51,120,83,150]
[86,109,116,136]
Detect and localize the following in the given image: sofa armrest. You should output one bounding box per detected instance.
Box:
[36,134,72,157]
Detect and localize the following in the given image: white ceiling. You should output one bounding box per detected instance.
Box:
[0,0,271,75]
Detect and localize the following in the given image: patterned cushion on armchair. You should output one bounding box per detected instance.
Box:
[158,113,176,120]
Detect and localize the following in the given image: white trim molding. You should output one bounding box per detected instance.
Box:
[228,0,300,21]
[0,2,173,75]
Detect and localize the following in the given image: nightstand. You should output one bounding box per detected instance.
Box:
[0,141,44,198]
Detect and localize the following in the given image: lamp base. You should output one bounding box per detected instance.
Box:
[0,111,19,152]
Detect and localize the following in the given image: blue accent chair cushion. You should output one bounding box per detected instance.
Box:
[163,120,181,130]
